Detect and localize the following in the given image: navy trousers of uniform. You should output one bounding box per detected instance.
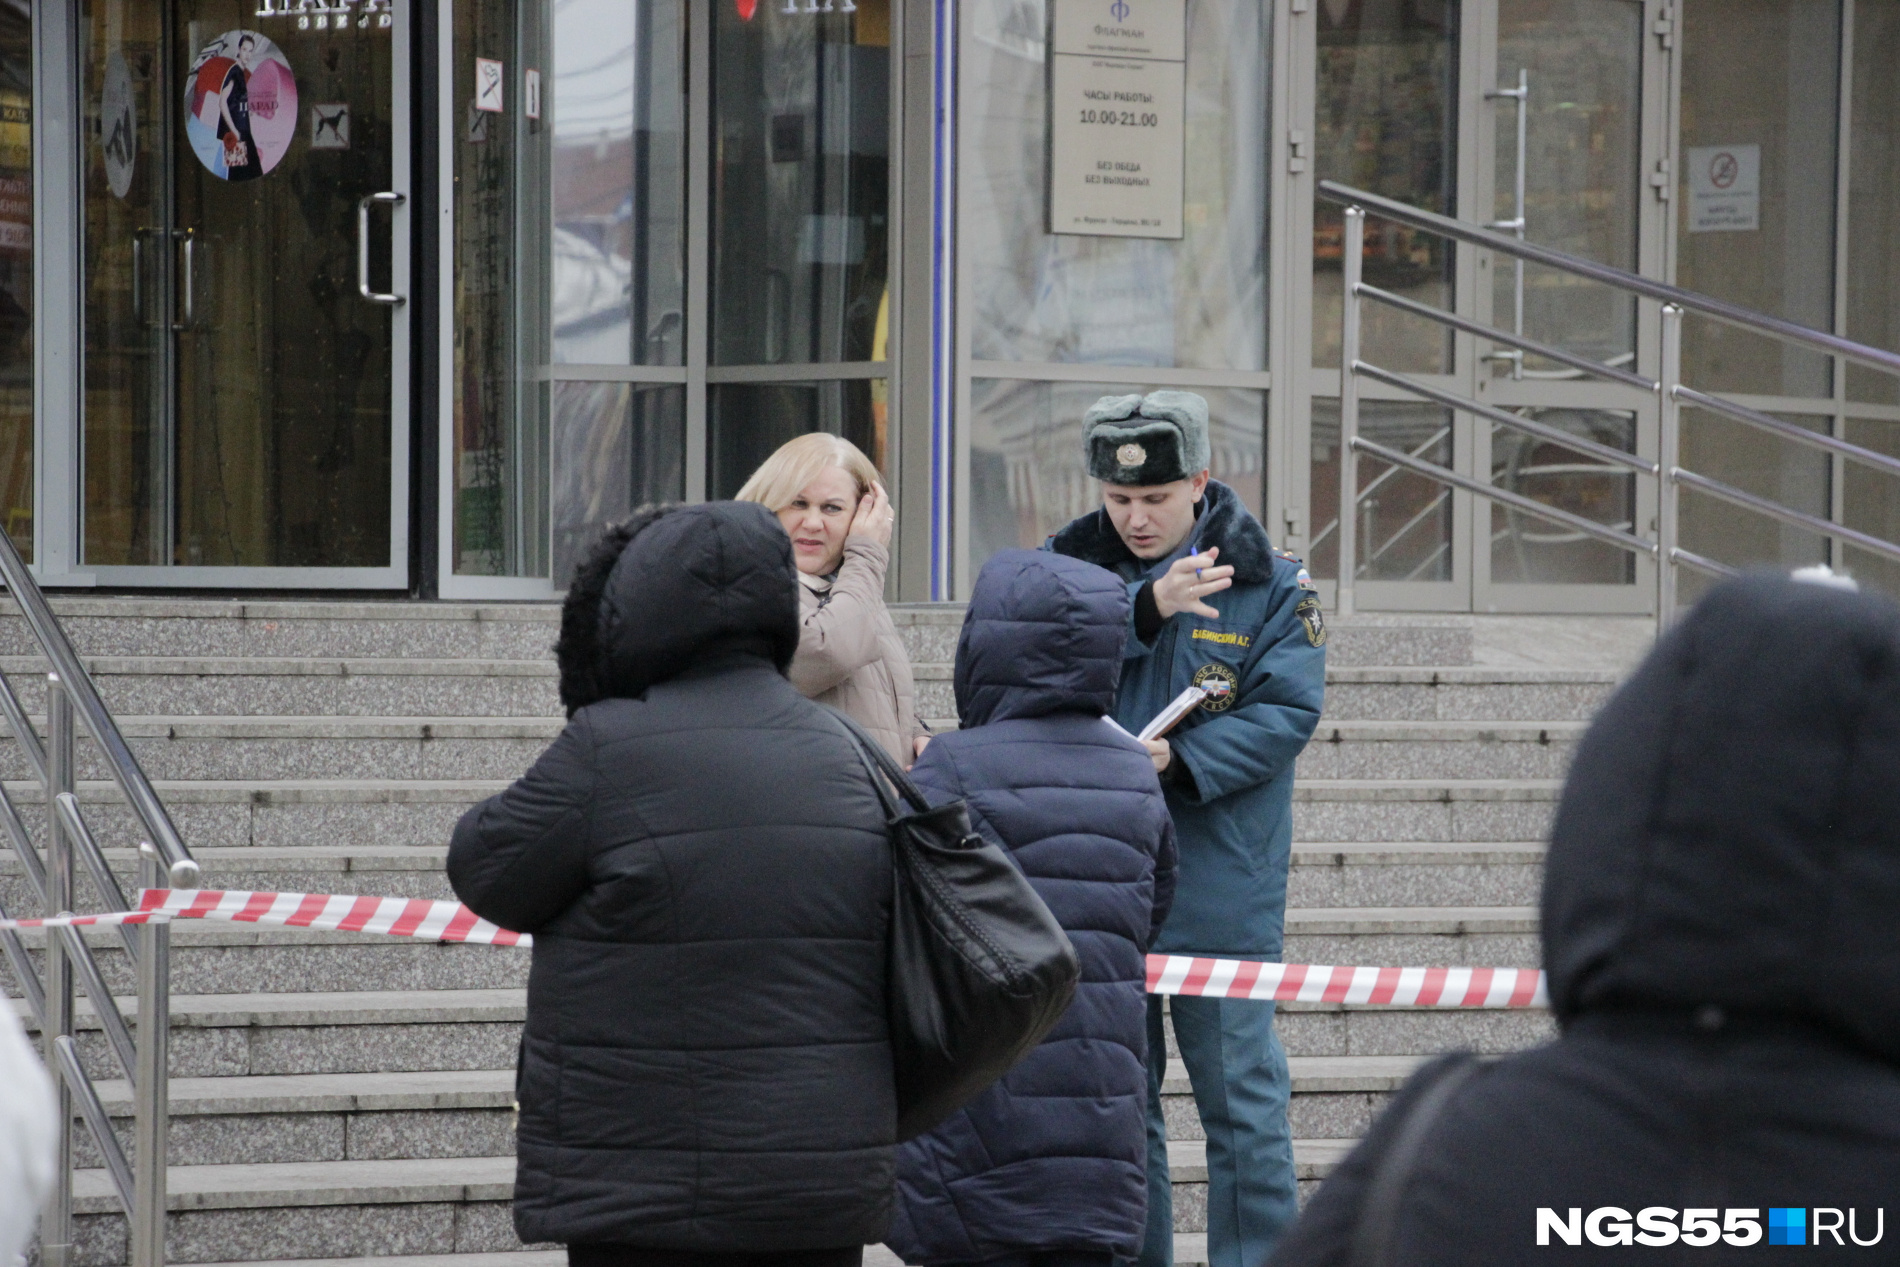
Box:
[1139,994,1297,1267]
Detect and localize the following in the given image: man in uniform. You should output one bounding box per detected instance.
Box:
[1046,390,1326,1267]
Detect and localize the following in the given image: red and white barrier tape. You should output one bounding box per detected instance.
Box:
[1145,953,1547,1008]
[0,888,526,947]
[0,891,1547,1007]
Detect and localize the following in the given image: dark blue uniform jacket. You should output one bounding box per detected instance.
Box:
[886,549,1178,1264]
[1049,479,1325,957]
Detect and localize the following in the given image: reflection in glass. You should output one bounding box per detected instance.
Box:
[1677,0,1838,398]
[82,1,163,565]
[1494,0,1641,372]
[967,379,1263,581]
[709,380,881,500]
[1313,0,1457,372]
[84,0,394,568]
[1677,409,1828,604]
[1847,0,1900,404]
[712,1,889,365]
[550,0,684,366]
[1308,399,1452,583]
[0,4,26,561]
[456,0,546,576]
[962,0,1269,370]
[1842,417,1900,597]
[550,381,683,584]
[1488,409,1635,584]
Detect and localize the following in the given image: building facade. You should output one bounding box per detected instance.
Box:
[3,0,1897,604]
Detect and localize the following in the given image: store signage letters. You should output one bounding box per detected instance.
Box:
[252,0,393,31]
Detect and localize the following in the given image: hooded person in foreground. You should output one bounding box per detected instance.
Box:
[1267,571,1900,1265]
[886,549,1177,1267]
[447,502,896,1267]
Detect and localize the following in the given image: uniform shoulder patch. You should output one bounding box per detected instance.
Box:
[1295,596,1326,647]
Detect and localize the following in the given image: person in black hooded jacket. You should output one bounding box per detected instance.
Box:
[1267,571,1900,1265]
[447,502,896,1267]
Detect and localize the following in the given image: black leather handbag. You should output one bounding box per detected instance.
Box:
[832,712,1080,1141]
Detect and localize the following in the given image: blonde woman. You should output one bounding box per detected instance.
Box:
[737,433,928,764]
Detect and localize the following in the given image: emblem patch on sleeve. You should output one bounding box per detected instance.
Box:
[1295,597,1327,647]
[1191,662,1240,711]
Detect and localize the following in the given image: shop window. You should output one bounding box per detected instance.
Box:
[1677,0,1839,399]
[550,381,684,582]
[1312,0,1458,374]
[0,3,26,562]
[1847,0,1900,406]
[456,0,686,580]
[962,0,1270,371]
[711,0,889,367]
[967,379,1263,569]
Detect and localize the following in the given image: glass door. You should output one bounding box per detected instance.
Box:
[80,0,408,585]
[1469,0,1660,612]
[1302,0,1666,613]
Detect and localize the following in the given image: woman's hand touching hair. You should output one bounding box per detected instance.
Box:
[847,481,895,551]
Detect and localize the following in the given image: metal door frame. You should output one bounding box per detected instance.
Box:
[35,0,414,589]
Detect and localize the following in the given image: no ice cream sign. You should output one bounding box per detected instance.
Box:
[1046,0,1186,240]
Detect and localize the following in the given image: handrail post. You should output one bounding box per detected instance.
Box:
[1337,205,1365,616]
[1657,305,1684,633]
[133,842,171,1267]
[41,673,75,1267]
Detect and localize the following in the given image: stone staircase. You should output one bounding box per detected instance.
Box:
[0,599,1643,1267]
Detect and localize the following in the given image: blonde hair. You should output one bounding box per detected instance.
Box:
[733,432,880,512]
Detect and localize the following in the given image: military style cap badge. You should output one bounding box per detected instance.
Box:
[1191,662,1240,711]
[1116,443,1147,469]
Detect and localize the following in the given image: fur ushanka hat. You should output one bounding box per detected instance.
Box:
[1082,390,1213,487]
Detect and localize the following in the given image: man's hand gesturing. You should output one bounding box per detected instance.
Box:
[1153,547,1234,620]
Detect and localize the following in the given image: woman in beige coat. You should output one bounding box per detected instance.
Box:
[736,433,928,764]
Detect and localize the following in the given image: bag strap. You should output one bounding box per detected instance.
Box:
[828,708,929,816]
[1347,1053,1482,1267]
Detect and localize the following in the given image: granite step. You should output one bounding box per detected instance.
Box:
[0,659,561,719]
[0,601,561,661]
[1292,779,1561,843]
[1294,721,1583,781]
[20,985,1549,1082]
[61,1056,1428,1170]
[0,841,1548,914]
[0,776,1563,857]
[0,717,558,784]
[1319,667,1617,722]
[62,1141,1358,1262]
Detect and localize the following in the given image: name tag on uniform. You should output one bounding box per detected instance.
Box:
[1190,628,1251,648]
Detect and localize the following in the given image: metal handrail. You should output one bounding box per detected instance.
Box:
[1324,181,1900,627]
[0,527,197,887]
[0,527,187,1267]
[1319,180,1900,380]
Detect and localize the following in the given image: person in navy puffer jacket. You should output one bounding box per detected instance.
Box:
[886,548,1178,1267]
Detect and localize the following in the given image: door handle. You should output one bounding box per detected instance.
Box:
[131,228,150,327]
[357,191,405,305]
[170,228,196,332]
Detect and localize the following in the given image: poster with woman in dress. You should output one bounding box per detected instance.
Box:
[184,30,297,181]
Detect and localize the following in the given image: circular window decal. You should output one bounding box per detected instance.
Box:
[184,31,297,181]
